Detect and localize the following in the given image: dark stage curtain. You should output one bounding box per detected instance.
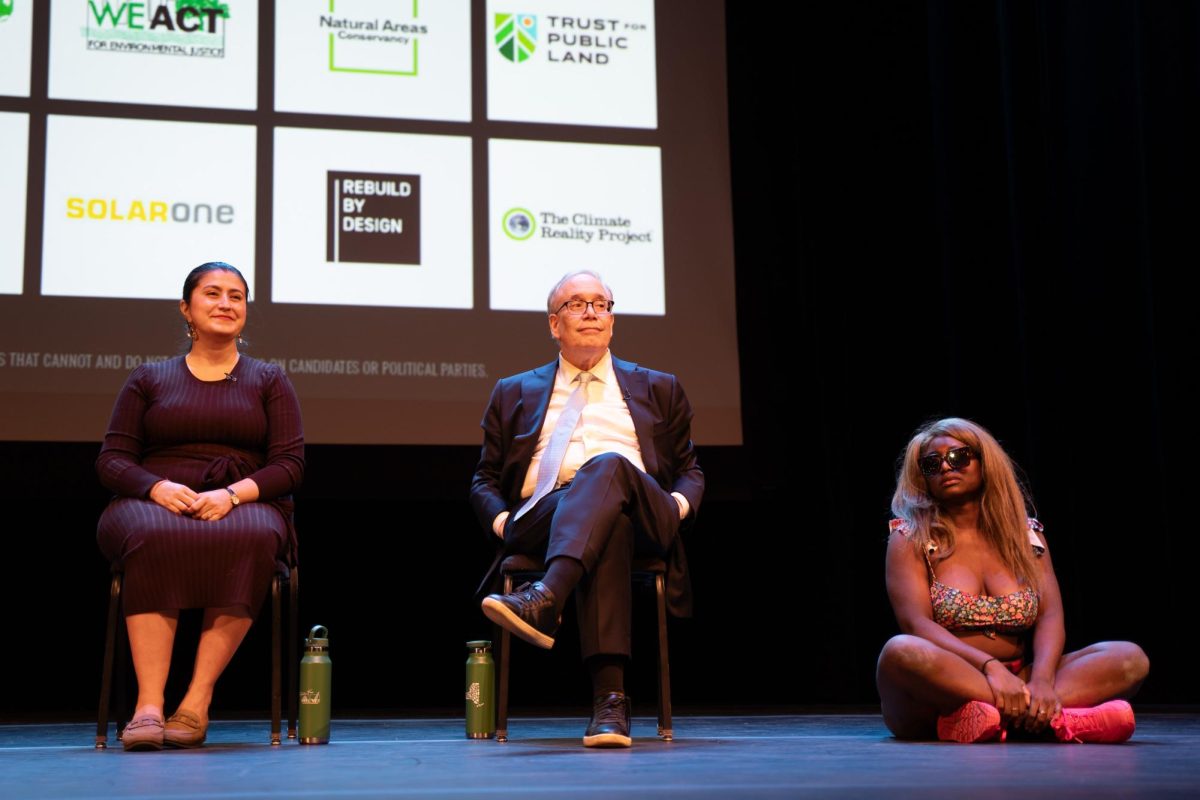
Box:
[4,1,1196,718]
[727,0,1198,704]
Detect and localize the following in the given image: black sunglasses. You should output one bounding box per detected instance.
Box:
[918,446,977,477]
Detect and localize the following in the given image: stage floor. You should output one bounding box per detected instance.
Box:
[3,713,1198,798]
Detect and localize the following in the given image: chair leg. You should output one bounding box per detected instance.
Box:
[96,573,122,749]
[495,574,513,743]
[287,566,299,740]
[654,573,673,741]
[270,573,282,745]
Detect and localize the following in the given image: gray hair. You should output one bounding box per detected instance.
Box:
[546,270,614,314]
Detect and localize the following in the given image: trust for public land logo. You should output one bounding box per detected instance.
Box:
[495,13,536,63]
[83,0,231,58]
[0,0,14,23]
[327,171,421,265]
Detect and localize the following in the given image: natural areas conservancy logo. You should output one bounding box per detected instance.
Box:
[322,0,428,76]
[494,12,647,66]
[502,208,651,245]
[82,0,231,58]
[66,196,235,224]
[494,13,535,63]
[502,207,535,240]
[0,0,15,22]
[327,171,420,265]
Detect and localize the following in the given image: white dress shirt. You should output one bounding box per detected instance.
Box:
[491,350,689,536]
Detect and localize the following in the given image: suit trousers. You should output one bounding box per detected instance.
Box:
[504,452,681,659]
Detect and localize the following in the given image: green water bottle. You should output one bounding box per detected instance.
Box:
[465,640,495,739]
[298,625,331,744]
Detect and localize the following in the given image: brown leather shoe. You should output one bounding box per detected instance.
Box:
[164,709,208,748]
[122,713,165,751]
[583,692,632,747]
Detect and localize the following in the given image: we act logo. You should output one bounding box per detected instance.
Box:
[83,0,231,58]
[494,13,535,63]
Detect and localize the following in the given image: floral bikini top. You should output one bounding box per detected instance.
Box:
[890,518,1045,639]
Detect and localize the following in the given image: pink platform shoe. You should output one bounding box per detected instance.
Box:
[1051,699,1136,743]
[937,700,1005,743]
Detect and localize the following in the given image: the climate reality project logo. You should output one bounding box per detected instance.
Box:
[326,171,421,265]
[83,0,231,57]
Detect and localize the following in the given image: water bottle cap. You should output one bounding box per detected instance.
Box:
[305,624,329,648]
[466,640,492,651]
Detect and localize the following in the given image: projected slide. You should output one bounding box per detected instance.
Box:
[1,0,740,445]
[272,127,473,309]
[275,0,471,122]
[486,0,657,128]
[41,115,257,300]
[0,0,33,98]
[489,138,664,314]
[0,112,28,295]
[48,0,259,109]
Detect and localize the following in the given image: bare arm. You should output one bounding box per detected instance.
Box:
[1022,531,1065,730]
[885,532,1000,670]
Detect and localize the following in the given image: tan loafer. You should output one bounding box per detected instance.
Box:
[164,709,208,748]
[122,713,165,751]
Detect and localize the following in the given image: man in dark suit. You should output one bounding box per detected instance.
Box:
[471,270,703,748]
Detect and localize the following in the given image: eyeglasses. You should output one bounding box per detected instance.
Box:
[555,298,614,315]
[918,446,977,477]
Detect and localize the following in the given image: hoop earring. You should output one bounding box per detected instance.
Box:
[185,321,196,340]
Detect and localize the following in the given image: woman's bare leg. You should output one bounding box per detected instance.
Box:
[876,635,997,739]
[1052,641,1149,707]
[125,610,180,719]
[175,606,254,718]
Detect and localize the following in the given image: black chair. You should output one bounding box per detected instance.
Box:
[95,563,300,748]
[494,554,673,742]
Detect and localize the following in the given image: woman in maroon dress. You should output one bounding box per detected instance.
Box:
[97,262,304,750]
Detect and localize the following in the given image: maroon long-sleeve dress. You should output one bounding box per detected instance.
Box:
[96,355,304,615]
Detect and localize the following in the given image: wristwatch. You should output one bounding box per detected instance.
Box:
[225,487,240,506]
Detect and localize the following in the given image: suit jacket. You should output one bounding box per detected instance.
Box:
[470,355,703,615]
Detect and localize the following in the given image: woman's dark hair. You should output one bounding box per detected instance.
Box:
[182,262,249,302]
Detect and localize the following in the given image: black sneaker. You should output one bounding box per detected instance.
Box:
[583,691,632,748]
[481,581,560,649]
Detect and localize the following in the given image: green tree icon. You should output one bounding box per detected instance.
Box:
[495,13,536,63]
[177,0,231,20]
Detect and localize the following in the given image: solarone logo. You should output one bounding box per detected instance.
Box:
[326,171,420,265]
[494,12,647,66]
[66,196,236,223]
[501,207,652,245]
[82,1,231,58]
[321,0,428,76]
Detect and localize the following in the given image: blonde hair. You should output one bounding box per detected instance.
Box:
[891,417,1040,589]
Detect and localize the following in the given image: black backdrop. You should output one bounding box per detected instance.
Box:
[4,0,1197,720]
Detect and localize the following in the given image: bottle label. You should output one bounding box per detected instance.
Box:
[300,690,322,705]
[465,682,484,708]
